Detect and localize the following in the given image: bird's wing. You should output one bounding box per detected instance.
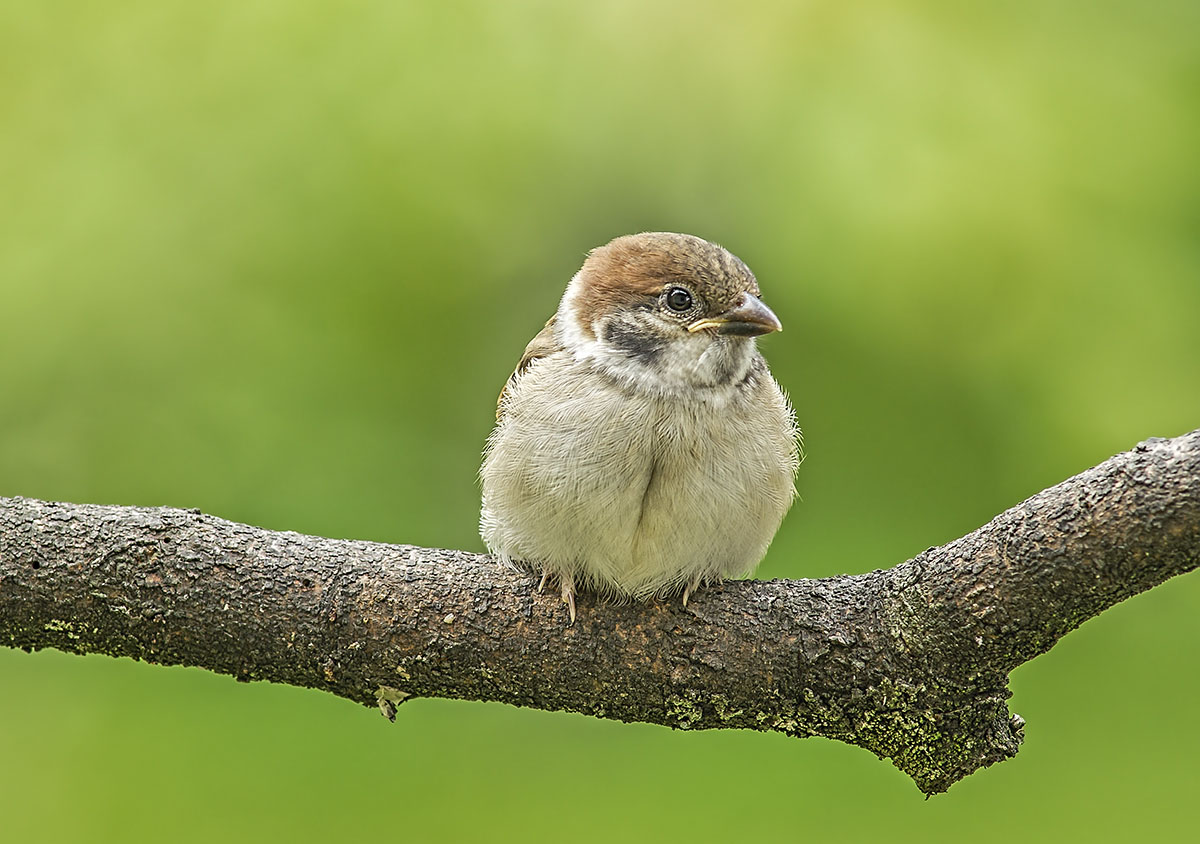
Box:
[496,314,561,421]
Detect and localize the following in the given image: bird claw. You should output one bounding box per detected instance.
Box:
[535,569,576,623]
[561,574,576,624]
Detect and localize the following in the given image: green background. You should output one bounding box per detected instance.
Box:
[2,1,1197,841]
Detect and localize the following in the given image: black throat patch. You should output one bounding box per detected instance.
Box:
[601,318,665,366]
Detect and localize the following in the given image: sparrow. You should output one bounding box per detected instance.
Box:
[480,232,800,621]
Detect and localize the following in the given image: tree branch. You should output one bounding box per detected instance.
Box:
[2,431,1198,794]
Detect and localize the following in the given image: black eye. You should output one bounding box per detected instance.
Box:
[665,287,693,312]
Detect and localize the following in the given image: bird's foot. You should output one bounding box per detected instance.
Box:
[561,574,577,624]
[681,577,703,607]
[533,568,576,623]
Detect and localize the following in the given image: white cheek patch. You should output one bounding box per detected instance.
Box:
[556,271,603,363]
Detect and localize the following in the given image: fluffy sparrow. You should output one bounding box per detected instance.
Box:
[480,232,799,621]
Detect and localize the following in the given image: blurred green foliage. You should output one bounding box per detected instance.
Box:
[2,1,1197,841]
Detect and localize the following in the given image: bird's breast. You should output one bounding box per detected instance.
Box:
[481,353,796,597]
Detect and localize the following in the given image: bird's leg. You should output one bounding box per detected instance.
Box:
[682,576,703,607]
[560,573,577,624]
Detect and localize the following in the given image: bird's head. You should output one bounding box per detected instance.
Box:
[557,232,781,394]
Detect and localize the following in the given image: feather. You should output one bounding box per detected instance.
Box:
[496,315,560,421]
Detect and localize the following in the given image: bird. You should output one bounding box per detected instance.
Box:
[480,232,800,622]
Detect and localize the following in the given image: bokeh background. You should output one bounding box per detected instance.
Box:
[2,1,1197,841]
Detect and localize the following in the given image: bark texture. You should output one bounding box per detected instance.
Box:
[2,431,1198,794]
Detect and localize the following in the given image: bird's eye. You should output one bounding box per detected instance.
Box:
[665,287,693,312]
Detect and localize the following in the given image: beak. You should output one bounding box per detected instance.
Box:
[687,292,783,337]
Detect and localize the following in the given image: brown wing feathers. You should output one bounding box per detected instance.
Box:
[496,315,560,421]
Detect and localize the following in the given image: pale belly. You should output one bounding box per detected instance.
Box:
[481,369,795,598]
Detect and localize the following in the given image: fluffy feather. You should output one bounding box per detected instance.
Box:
[480,233,800,618]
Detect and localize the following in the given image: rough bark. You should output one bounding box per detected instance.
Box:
[1,431,1198,794]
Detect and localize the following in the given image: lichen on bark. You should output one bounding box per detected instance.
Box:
[1,430,1197,794]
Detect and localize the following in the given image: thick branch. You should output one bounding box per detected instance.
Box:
[1,431,1197,794]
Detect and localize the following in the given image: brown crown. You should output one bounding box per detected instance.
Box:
[571,232,760,335]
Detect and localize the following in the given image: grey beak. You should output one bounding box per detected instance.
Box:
[688,292,783,337]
